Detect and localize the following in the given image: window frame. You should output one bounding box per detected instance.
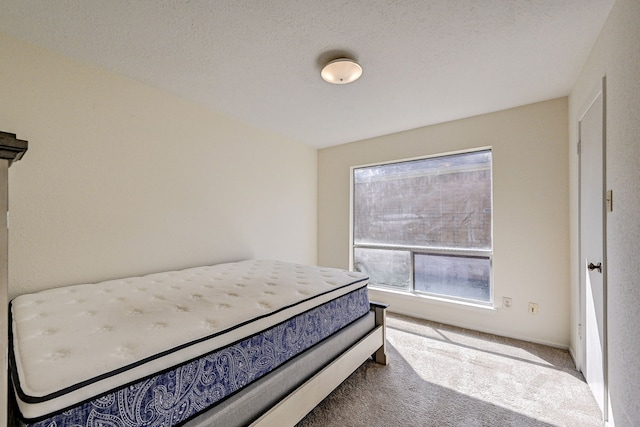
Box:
[349,147,494,307]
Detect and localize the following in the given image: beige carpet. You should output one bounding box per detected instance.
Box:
[297,314,603,427]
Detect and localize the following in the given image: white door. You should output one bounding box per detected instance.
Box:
[579,81,606,419]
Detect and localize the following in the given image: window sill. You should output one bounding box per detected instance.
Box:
[368,286,498,313]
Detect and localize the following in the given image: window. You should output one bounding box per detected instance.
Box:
[351,149,493,304]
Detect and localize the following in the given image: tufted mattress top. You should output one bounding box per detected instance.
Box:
[10,259,369,419]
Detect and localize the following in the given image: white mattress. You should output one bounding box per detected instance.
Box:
[10,259,368,419]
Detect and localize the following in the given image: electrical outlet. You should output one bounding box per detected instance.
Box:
[502,297,512,309]
[528,302,539,315]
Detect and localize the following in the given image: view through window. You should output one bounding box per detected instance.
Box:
[352,149,493,304]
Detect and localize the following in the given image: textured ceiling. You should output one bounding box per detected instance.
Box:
[0,0,614,148]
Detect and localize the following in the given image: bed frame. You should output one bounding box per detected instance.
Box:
[251,302,388,426]
[0,132,28,427]
[184,302,388,427]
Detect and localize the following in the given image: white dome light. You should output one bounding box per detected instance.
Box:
[321,58,363,84]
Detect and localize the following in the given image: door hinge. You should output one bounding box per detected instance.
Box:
[578,323,582,339]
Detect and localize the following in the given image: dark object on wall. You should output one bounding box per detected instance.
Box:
[0,132,28,165]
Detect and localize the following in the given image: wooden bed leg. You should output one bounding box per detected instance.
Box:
[371,302,389,365]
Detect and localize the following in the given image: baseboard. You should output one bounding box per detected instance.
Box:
[568,346,578,369]
[373,290,570,350]
[403,313,570,350]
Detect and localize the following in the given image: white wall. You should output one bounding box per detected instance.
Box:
[0,33,318,299]
[568,0,640,424]
[318,98,570,347]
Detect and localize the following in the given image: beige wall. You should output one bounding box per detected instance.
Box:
[0,33,317,299]
[319,98,570,347]
[569,0,640,424]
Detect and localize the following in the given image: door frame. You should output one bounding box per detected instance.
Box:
[577,75,608,422]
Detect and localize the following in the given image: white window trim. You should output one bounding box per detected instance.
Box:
[349,147,494,307]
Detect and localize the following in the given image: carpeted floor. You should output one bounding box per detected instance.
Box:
[297,313,603,427]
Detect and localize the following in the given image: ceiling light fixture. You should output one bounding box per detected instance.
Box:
[321,58,363,84]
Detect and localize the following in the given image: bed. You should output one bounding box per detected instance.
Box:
[7,259,388,427]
